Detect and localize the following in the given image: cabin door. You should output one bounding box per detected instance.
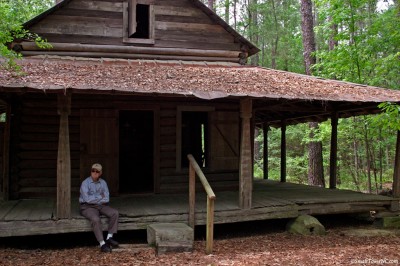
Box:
[119,110,154,194]
[80,109,119,195]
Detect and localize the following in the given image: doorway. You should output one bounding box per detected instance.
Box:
[119,111,154,193]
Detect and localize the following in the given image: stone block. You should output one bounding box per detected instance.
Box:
[147,223,194,255]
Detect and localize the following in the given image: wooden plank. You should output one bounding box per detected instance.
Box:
[155,21,226,33]
[155,29,234,44]
[155,0,195,7]
[19,142,80,151]
[34,33,123,45]
[4,200,54,221]
[0,200,18,220]
[154,6,206,17]
[54,8,122,19]
[30,21,123,38]
[154,39,241,52]
[67,0,123,12]
[19,177,80,188]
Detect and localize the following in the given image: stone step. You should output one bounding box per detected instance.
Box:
[147,223,194,255]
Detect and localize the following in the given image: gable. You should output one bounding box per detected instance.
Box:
[18,0,259,64]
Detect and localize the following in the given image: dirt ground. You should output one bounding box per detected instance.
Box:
[0,215,399,266]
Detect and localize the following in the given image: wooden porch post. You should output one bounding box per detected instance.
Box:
[57,92,71,219]
[280,121,286,182]
[263,122,269,179]
[2,104,11,200]
[393,131,400,197]
[329,112,338,189]
[239,98,252,209]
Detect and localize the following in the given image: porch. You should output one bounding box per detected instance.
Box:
[0,180,398,238]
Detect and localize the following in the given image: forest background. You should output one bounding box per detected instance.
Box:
[0,0,399,193]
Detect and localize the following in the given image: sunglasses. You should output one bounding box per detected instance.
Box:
[91,169,101,173]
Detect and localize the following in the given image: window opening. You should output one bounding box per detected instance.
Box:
[130,4,150,39]
[181,111,208,168]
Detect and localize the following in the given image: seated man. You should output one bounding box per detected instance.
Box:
[79,163,119,252]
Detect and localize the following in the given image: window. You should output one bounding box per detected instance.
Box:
[176,107,214,170]
[123,0,155,44]
[181,111,208,168]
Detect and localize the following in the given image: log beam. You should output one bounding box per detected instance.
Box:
[57,92,71,219]
[19,42,241,58]
[239,98,252,209]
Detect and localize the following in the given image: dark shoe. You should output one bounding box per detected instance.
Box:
[106,238,119,248]
[100,243,112,252]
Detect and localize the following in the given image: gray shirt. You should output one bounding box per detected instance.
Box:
[79,177,110,204]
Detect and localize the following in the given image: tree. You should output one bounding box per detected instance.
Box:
[300,0,325,187]
[0,0,53,69]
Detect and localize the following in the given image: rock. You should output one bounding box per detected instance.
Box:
[286,215,326,235]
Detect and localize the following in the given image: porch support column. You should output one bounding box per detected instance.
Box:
[57,92,71,219]
[239,98,252,209]
[263,122,269,179]
[329,112,338,189]
[393,131,400,197]
[280,121,286,182]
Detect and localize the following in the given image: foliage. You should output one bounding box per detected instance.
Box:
[313,0,399,89]
[0,0,53,70]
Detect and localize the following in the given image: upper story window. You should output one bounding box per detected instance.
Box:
[123,0,155,44]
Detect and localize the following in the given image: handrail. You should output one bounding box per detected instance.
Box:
[187,154,216,254]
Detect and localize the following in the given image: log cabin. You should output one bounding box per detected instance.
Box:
[0,0,400,241]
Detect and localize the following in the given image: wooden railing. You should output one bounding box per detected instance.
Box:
[187,154,216,254]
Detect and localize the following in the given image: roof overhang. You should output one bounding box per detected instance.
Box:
[1,57,399,127]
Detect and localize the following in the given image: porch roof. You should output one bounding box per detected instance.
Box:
[1,57,399,126]
[1,56,399,102]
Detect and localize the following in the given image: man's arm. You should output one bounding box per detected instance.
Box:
[80,180,101,204]
[99,180,110,203]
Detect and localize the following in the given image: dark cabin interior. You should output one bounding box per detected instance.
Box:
[119,110,154,194]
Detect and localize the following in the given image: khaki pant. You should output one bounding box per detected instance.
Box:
[80,203,119,242]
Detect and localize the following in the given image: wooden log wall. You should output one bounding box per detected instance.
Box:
[8,93,239,199]
[11,95,81,199]
[27,0,241,56]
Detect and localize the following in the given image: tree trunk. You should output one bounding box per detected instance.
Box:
[301,0,324,187]
[224,0,230,22]
[233,0,237,30]
[308,122,325,187]
[249,0,259,66]
[300,0,316,75]
[270,0,279,69]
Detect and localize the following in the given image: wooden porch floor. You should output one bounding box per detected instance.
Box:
[0,180,398,237]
